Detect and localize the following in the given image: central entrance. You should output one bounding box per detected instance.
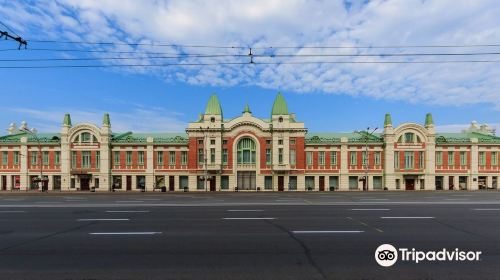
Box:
[237,171,256,190]
[405,179,415,190]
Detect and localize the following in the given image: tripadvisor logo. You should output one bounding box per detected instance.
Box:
[375,244,482,267]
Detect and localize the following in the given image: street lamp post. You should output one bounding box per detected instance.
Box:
[356,127,378,191]
[20,125,45,192]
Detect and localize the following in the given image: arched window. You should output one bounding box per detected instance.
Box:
[237,138,256,164]
[404,132,415,143]
[81,132,91,143]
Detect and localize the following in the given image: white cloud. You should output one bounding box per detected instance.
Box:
[2,0,500,109]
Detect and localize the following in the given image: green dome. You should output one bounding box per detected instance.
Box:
[384,113,392,126]
[205,94,223,118]
[271,92,289,116]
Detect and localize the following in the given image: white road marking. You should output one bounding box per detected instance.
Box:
[227,209,264,212]
[351,208,390,211]
[78,218,130,221]
[222,217,275,220]
[292,230,364,234]
[359,198,388,201]
[381,216,434,219]
[140,198,161,201]
[115,201,144,203]
[35,201,62,203]
[473,208,500,211]
[105,210,150,213]
[444,198,468,201]
[89,232,161,235]
[0,210,26,213]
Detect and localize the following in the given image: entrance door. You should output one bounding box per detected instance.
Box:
[405,179,415,191]
[319,176,325,191]
[169,176,175,191]
[278,176,284,191]
[209,177,216,191]
[1,176,6,190]
[126,176,132,191]
[80,178,90,191]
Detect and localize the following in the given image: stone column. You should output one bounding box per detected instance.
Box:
[339,137,349,191]
[470,138,479,190]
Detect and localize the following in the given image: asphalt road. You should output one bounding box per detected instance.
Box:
[1,191,500,280]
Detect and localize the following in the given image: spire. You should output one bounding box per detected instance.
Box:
[204,93,223,118]
[243,103,251,114]
[425,113,434,126]
[384,113,392,127]
[103,113,111,126]
[63,113,72,126]
[271,92,289,116]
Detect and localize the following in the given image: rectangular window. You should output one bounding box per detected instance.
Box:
[197,176,205,190]
[31,151,38,165]
[266,139,272,145]
[138,151,144,166]
[221,176,229,190]
[82,151,91,168]
[394,151,400,169]
[290,149,296,165]
[278,148,283,164]
[305,176,315,190]
[71,151,76,168]
[448,151,454,166]
[460,151,467,166]
[329,176,339,190]
[350,151,357,166]
[179,176,188,190]
[374,151,381,166]
[198,149,204,164]
[278,139,283,145]
[289,176,297,190]
[373,176,383,190]
[362,151,368,167]
[330,151,337,166]
[169,151,176,165]
[419,151,424,169]
[55,151,60,165]
[479,151,486,166]
[492,152,498,166]
[436,151,442,166]
[198,139,203,145]
[404,151,414,169]
[210,148,215,163]
[210,139,215,145]
[2,151,7,165]
[114,151,120,166]
[306,151,313,166]
[349,176,358,190]
[222,140,228,145]
[264,176,273,190]
[13,151,19,165]
[290,139,296,145]
[222,149,228,165]
[96,151,100,168]
[181,151,188,165]
[157,151,163,165]
[126,151,132,166]
[317,151,324,166]
[266,149,272,165]
[43,151,49,166]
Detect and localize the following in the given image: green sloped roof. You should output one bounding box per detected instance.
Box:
[271,92,289,115]
[111,132,188,144]
[0,132,61,143]
[436,132,500,144]
[306,132,383,144]
[205,94,223,117]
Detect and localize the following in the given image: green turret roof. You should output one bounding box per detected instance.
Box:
[63,113,72,126]
[384,113,392,126]
[103,113,111,126]
[425,113,434,126]
[205,94,223,118]
[243,103,251,113]
[271,92,289,115]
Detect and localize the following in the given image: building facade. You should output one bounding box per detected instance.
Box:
[1,93,499,192]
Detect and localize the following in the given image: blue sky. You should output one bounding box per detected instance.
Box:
[1,0,499,133]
